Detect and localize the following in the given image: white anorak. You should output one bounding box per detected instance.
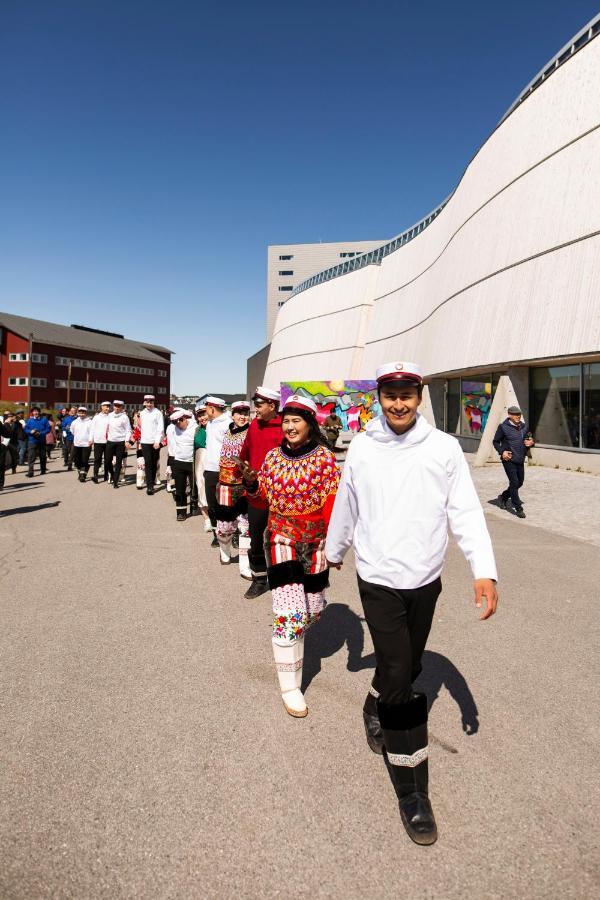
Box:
[166,422,197,463]
[204,412,232,472]
[106,411,132,443]
[325,414,498,589]
[90,412,109,444]
[69,417,93,448]
[139,407,164,444]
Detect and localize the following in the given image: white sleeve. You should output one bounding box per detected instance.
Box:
[446,444,498,581]
[124,415,132,443]
[324,452,359,563]
[156,410,165,441]
[166,424,176,457]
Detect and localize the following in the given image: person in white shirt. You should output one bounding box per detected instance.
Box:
[106,400,132,489]
[166,408,197,521]
[325,361,499,847]
[90,401,111,483]
[203,397,231,546]
[69,406,94,482]
[139,394,164,496]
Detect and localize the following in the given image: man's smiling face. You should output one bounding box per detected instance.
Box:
[379,382,422,435]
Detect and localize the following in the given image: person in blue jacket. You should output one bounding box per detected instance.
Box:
[61,405,77,470]
[24,407,52,477]
[493,405,535,518]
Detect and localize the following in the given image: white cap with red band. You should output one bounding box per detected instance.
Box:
[231,400,250,411]
[205,396,226,407]
[283,394,318,416]
[170,408,192,422]
[113,399,124,406]
[144,394,155,401]
[375,361,423,385]
[253,386,280,403]
[77,406,88,412]
[100,400,111,406]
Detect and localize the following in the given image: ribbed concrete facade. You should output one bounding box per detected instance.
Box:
[262,18,600,471]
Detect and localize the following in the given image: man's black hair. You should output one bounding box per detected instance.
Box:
[377,380,423,400]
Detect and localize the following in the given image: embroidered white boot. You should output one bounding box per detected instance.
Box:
[218,534,233,565]
[238,534,252,580]
[272,638,308,718]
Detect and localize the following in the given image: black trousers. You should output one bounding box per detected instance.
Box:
[358,575,442,705]
[27,443,47,476]
[204,470,219,527]
[172,459,194,509]
[141,444,160,488]
[247,504,269,578]
[105,441,126,483]
[501,460,525,509]
[5,444,18,474]
[73,445,92,472]
[0,444,6,488]
[93,442,107,479]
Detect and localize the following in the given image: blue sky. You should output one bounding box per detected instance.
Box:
[1,0,597,393]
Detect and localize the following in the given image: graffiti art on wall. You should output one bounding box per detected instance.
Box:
[280,381,381,431]
[461,380,492,435]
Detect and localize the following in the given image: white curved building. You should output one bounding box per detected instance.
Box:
[259,16,600,470]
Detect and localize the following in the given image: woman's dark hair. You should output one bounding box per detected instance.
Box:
[282,406,328,447]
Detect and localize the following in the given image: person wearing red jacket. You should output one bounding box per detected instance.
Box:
[242,394,340,717]
[239,386,283,599]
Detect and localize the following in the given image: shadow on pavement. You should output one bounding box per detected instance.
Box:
[303,602,375,691]
[415,651,479,735]
[1,482,43,490]
[0,501,61,518]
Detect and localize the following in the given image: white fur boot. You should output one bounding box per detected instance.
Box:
[272,638,307,718]
[238,534,252,580]
[218,534,233,565]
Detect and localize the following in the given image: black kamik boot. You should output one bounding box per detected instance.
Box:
[379,692,437,846]
[176,508,187,522]
[189,500,201,517]
[363,686,384,754]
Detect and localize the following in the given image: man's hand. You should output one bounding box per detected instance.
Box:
[474,579,498,620]
[153,441,160,450]
[326,559,343,570]
[501,450,512,461]
[239,460,258,483]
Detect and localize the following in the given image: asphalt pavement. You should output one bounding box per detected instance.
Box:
[0,451,598,899]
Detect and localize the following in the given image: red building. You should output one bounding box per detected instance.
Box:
[0,312,173,412]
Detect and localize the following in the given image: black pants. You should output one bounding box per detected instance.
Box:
[63,441,75,468]
[93,443,107,479]
[501,459,525,509]
[105,441,126,483]
[247,504,269,578]
[141,444,160,488]
[0,444,6,488]
[204,470,219,527]
[73,445,92,472]
[358,575,442,705]
[3,444,18,477]
[27,443,47,476]
[172,459,193,509]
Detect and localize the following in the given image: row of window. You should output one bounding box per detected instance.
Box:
[278,270,293,276]
[339,251,363,258]
[278,286,293,292]
[279,254,293,260]
[444,364,600,451]
[54,380,165,393]
[54,356,168,377]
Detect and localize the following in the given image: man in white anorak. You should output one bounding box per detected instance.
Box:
[325,361,498,847]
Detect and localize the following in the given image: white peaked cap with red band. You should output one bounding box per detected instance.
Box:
[205,396,226,407]
[231,400,250,411]
[283,394,318,416]
[170,408,192,421]
[100,400,111,406]
[113,399,124,406]
[143,394,155,401]
[77,406,88,412]
[253,386,280,403]
[375,361,423,385]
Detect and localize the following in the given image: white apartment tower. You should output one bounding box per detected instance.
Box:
[266,240,385,341]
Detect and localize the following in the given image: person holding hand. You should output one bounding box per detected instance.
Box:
[493,405,534,518]
[325,361,498,847]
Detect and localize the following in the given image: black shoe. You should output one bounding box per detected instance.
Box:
[363,691,384,754]
[497,495,507,510]
[244,578,269,599]
[177,509,187,522]
[78,471,86,483]
[25,473,34,478]
[399,793,438,846]
[189,503,201,517]
[211,535,219,547]
[113,482,119,489]
[147,486,154,495]
[67,466,73,471]
[92,476,99,484]
[515,507,526,518]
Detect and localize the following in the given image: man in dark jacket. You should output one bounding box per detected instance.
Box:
[61,405,77,470]
[24,407,51,477]
[493,405,535,518]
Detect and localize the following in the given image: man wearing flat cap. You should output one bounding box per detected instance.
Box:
[493,405,534,519]
[325,360,498,846]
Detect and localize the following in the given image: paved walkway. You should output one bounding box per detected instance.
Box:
[0,454,598,899]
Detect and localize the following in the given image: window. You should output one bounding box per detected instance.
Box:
[340,252,359,258]
[445,374,498,438]
[31,378,47,387]
[277,301,286,308]
[32,353,48,363]
[158,369,167,378]
[278,270,294,276]
[446,379,460,434]
[279,254,293,260]
[531,365,581,447]
[278,286,293,292]
[9,352,29,362]
[9,377,28,386]
[583,363,600,450]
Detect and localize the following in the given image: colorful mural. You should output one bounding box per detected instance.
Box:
[280,381,380,432]
[460,379,492,436]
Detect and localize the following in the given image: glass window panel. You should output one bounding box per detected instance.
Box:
[530,365,580,447]
[460,377,493,437]
[583,363,600,450]
[446,378,460,434]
